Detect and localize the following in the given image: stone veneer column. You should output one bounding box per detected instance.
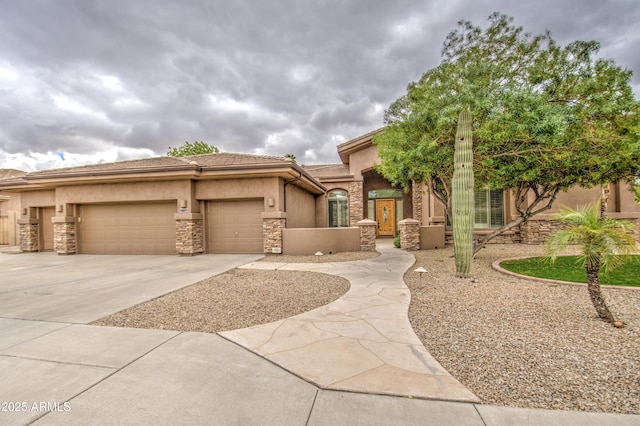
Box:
[53,218,77,255]
[262,212,286,254]
[175,213,203,255]
[412,181,423,224]
[348,181,364,226]
[18,219,39,252]
[357,219,377,252]
[399,218,421,251]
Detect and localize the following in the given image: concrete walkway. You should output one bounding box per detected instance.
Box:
[1,244,640,425]
[222,239,479,402]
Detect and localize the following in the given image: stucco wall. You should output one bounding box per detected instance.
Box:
[282,227,360,255]
[195,177,282,213]
[285,183,316,228]
[348,144,380,180]
[20,190,56,209]
[422,182,640,227]
[56,181,189,208]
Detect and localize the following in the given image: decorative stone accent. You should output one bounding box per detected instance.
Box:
[357,219,377,252]
[18,221,39,252]
[263,217,286,253]
[399,218,420,251]
[412,181,423,224]
[444,230,521,245]
[175,216,203,255]
[520,219,566,245]
[348,181,364,226]
[54,221,76,255]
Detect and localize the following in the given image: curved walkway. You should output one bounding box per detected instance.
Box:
[221,240,480,403]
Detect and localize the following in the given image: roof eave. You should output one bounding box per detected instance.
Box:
[337,127,386,163]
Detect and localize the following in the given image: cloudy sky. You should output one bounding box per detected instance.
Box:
[1,0,639,171]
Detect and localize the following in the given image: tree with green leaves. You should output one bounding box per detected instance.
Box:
[284,153,297,162]
[167,141,219,157]
[375,13,640,255]
[546,203,637,325]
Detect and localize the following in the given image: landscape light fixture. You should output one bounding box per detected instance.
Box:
[414,267,428,285]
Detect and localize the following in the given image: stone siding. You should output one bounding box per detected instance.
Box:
[520,220,566,245]
[444,230,521,245]
[348,181,364,226]
[263,217,286,253]
[19,222,39,252]
[175,218,203,255]
[399,219,420,251]
[54,222,76,255]
[357,219,377,252]
[412,182,423,225]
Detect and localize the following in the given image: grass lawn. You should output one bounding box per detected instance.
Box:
[499,255,640,287]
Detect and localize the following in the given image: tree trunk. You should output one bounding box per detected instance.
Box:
[585,264,615,323]
[600,186,609,218]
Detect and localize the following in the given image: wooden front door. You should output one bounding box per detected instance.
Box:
[375,199,395,236]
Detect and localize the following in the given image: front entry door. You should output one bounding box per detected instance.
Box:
[375,199,395,236]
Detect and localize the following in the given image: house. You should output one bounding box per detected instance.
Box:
[306,128,640,246]
[1,130,639,255]
[0,154,324,254]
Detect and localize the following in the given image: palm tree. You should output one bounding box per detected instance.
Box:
[545,202,637,324]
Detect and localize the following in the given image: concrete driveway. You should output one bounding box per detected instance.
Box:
[0,251,263,323]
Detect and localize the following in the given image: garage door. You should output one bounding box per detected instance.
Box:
[207,199,263,253]
[80,203,175,254]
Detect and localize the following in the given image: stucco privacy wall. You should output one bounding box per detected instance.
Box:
[282,227,360,255]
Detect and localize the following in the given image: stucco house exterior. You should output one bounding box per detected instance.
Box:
[1,129,639,255]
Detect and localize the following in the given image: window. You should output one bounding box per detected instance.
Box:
[474,188,504,228]
[328,190,349,227]
[368,189,403,199]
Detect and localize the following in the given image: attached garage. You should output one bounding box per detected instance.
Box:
[79,203,176,254]
[207,199,263,253]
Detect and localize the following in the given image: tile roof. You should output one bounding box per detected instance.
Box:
[184,152,292,167]
[302,164,351,179]
[23,152,293,178]
[0,169,27,180]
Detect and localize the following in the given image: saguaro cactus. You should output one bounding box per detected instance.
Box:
[452,109,474,278]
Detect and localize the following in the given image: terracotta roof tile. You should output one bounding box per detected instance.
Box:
[0,169,27,180]
[184,152,291,167]
[303,164,352,178]
[23,152,293,178]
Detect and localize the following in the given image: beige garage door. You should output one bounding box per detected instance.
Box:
[207,199,263,253]
[80,203,175,254]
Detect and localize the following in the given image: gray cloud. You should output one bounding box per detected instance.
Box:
[0,0,638,171]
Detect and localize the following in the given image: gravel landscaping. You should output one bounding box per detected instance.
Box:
[406,244,640,415]
[92,269,350,333]
[93,245,639,415]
